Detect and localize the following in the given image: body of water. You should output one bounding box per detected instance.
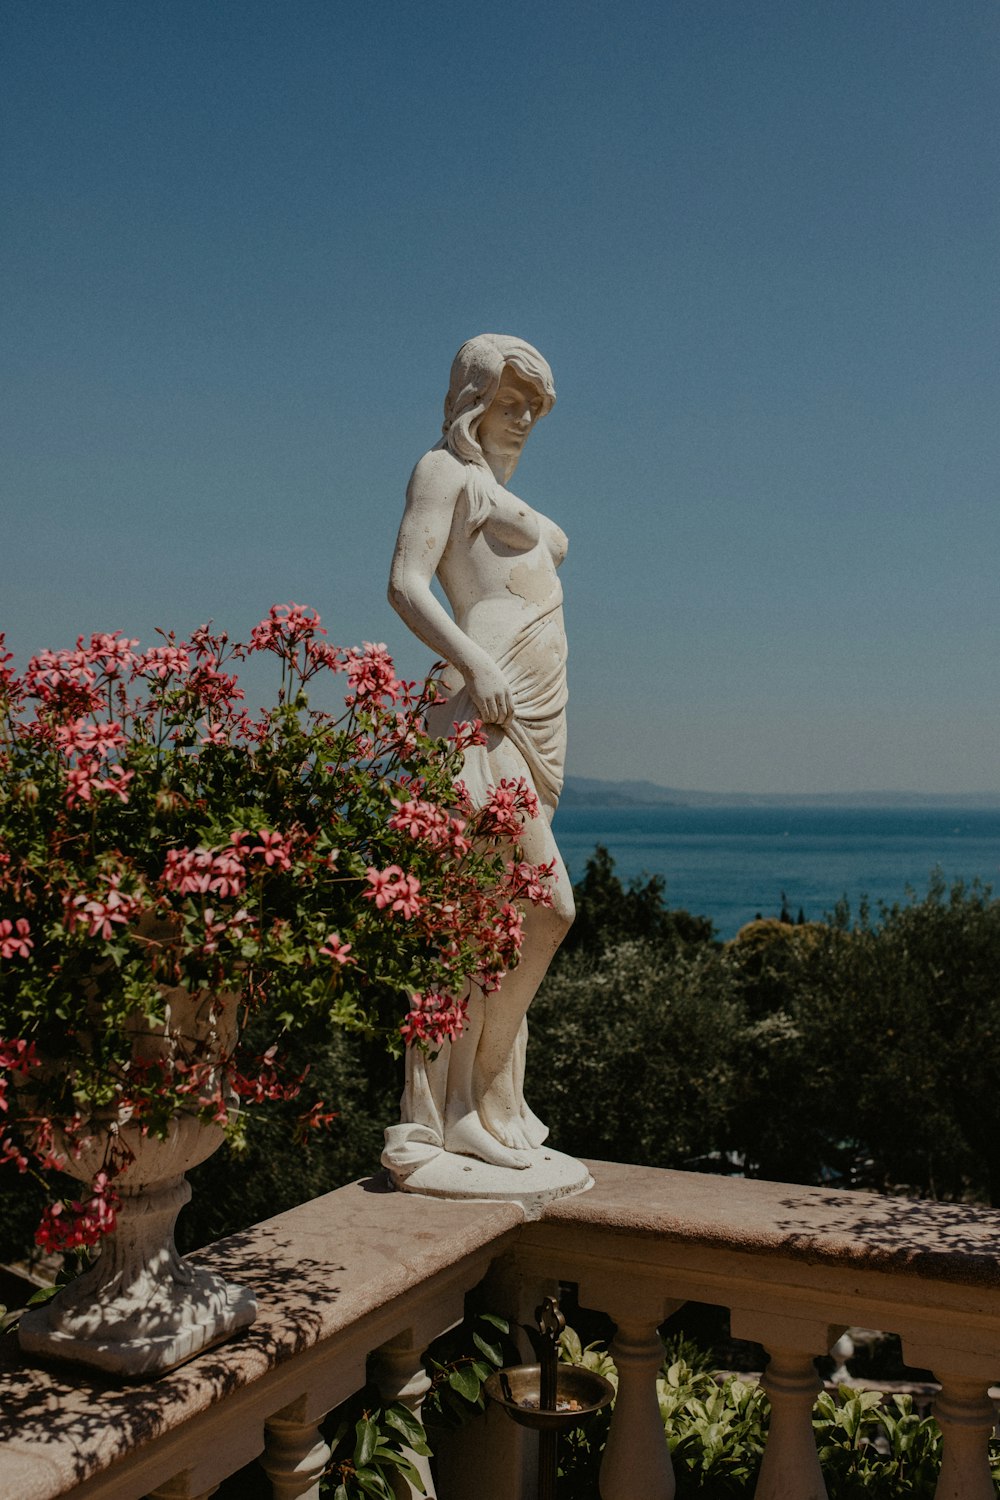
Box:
[551,805,1000,940]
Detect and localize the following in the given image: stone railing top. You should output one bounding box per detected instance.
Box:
[538,1162,1000,1290]
[7,1162,1000,1499]
[0,1180,521,1500]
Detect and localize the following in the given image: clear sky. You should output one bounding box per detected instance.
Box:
[3,0,998,794]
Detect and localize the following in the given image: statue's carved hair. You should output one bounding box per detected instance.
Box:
[441,334,555,535]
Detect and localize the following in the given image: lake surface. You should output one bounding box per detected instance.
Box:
[551,805,1000,940]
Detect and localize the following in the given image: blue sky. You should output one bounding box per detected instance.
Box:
[3,0,998,793]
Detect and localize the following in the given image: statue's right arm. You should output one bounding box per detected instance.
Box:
[388,450,514,727]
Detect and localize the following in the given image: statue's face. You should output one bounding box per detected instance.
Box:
[477,368,544,467]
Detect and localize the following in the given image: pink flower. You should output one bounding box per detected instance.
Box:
[0,1132,29,1172]
[400,991,468,1047]
[450,719,488,752]
[24,648,97,696]
[319,933,353,965]
[188,662,243,708]
[345,642,401,703]
[478,778,539,838]
[162,846,214,895]
[85,632,138,674]
[250,830,293,871]
[248,603,325,656]
[35,1172,120,1253]
[200,907,251,954]
[365,865,404,908]
[69,876,139,940]
[97,765,135,804]
[0,918,33,960]
[75,720,127,759]
[162,846,246,899]
[134,644,191,679]
[364,865,423,919]
[64,759,102,808]
[0,1038,40,1075]
[507,858,556,908]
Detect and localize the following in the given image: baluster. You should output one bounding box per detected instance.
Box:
[261,1394,333,1500]
[599,1307,679,1500]
[932,1379,996,1500]
[902,1343,999,1500]
[730,1313,836,1500]
[372,1329,437,1500]
[755,1347,828,1500]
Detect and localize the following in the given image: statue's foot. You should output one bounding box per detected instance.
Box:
[480,1110,538,1154]
[444,1112,531,1170]
[520,1101,549,1150]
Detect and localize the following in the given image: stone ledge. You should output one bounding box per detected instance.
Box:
[539,1162,1000,1290]
[0,1177,522,1500]
[7,1161,1000,1499]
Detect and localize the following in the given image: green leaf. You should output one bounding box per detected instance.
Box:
[448,1365,482,1402]
[386,1451,427,1490]
[354,1470,393,1500]
[472,1330,504,1365]
[26,1285,59,1307]
[353,1415,379,1467]
[383,1403,430,1452]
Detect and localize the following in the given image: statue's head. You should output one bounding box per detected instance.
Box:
[443,334,555,468]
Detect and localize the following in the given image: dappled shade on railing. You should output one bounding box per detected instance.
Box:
[4,1163,1000,1498]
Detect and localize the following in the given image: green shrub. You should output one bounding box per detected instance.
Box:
[525,938,743,1169]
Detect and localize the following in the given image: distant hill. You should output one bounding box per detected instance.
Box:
[560,777,1000,810]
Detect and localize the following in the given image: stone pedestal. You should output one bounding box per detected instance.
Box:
[18,1113,257,1378]
[382,1134,592,1219]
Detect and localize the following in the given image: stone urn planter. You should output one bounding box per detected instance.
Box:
[17,980,257,1378]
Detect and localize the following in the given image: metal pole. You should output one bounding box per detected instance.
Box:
[536,1297,566,1500]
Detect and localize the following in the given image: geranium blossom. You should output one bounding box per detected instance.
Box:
[248,602,324,656]
[478,777,540,838]
[364,865,423,919]
[449,719,488,752]
[507,858,556,908]
[250,830,293,871]
[162,846,247,899]
[64,759,102,808]
[35,1172,120,1253]
[134,644,191,679]
[98,764,135,803]
[319,933,353,964]
[69,876,140,940]
[0,918,33,960]
[400,990,468,1046]
[345,641,401,702]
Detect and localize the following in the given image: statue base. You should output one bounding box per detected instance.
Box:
[382,1134,593,1220]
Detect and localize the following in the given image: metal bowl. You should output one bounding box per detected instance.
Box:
[484,1363,615,1431]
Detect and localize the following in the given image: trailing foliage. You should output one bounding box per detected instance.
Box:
[421,1311,517,1435]
[317,1385,432,1499]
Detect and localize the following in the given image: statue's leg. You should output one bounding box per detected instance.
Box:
[513,1018,549,1148]
[442,989,532,1169]
[475,823,575,1152]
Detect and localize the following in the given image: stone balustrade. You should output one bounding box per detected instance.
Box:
[4,1162,1000,1500]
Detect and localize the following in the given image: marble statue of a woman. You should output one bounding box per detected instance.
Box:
[381,334,591,1205]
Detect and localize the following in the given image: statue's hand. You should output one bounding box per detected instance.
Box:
[465,658,515,727]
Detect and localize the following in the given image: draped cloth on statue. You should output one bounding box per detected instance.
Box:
[381,599,568,1175]
[430,599,567,810]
